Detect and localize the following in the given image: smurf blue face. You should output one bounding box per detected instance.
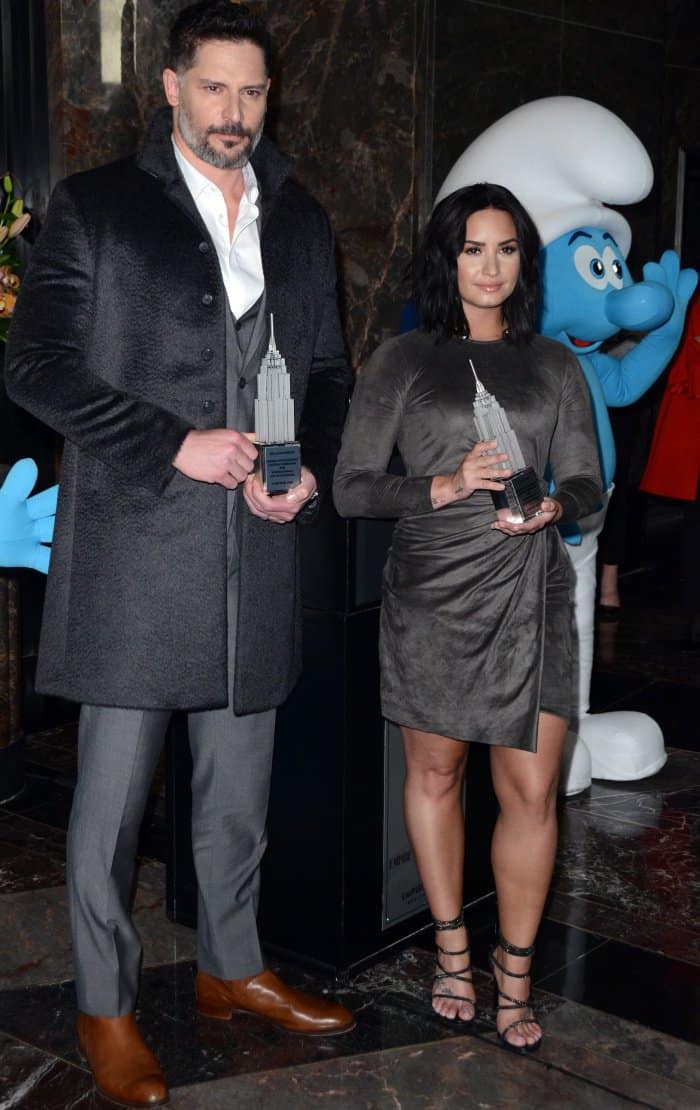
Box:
[539,228,632,353]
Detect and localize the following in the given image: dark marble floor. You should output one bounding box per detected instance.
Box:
[1,508,699,1107]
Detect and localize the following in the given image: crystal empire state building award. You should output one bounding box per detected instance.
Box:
[469,359,544,522]
[254,316,301,494]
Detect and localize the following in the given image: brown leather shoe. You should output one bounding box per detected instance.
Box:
[77,1013,169,1107]
[196,968,356,1036]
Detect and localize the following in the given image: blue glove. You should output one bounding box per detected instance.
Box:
[641,250,699,345]
[0,458,58,574]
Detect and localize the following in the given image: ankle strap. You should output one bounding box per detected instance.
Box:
[436,942,470,957]
[496,931,535,958]
[433,913,465,932]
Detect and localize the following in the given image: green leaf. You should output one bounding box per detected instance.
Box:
[10,199,23,216]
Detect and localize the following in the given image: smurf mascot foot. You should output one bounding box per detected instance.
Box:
[564,499,667,790]
[579,711,666,782]
[560,729,592,797]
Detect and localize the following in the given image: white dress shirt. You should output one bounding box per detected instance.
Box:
[173,138,264,319]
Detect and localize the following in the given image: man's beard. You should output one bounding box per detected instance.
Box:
[177,102,263,169]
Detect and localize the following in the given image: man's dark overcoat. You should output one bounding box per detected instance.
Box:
[5,109,349,713]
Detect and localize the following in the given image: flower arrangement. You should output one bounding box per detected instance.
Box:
[0,174,31,343]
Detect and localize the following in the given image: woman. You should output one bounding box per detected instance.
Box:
[333,184,601,1054]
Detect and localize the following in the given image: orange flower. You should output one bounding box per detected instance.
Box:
[0,291,17,317]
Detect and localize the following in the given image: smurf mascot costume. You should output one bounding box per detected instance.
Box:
[436,96,697,794]
[0,458,56,573]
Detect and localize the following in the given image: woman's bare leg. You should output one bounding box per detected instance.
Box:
[489,711,567,1047]
[599,562,621,609]
[401,726,473,1021]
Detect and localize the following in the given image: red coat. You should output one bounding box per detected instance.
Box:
[641,296,700,501]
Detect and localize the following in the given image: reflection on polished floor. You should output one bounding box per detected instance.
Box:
[1,505,699,1107]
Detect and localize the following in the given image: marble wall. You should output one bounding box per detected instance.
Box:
[41,0,700,361]
[44,0,429,367]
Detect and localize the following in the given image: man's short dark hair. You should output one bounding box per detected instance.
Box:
[414,183,541,345]
[168,1,272,74]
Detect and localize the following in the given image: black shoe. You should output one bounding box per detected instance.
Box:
[489,932,542,1055]
[431,913,476,1026]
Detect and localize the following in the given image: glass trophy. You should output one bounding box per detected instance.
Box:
[254,315,301,494]
[469,359,544,523]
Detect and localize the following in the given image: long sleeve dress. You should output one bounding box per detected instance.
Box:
[333,330,602,750]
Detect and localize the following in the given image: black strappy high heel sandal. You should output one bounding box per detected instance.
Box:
[489,932,542,1054]
[431,913,476,1025]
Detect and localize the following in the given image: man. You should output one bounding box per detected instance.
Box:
[6,2,353,1105]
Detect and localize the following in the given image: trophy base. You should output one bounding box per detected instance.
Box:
[258,441,301,494]
[491,466,544,523]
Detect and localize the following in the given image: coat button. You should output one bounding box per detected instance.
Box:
[201,347,214,361]
[202,399,214,412]
[198,241,210,253]
[239,376,246,389]
[202,293,213,306]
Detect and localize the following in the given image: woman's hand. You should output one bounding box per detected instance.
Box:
[491,497,563,536]
[430,440,510,510]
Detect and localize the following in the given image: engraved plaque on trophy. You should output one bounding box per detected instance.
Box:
[469,359,544,523]
[254,315,301,494]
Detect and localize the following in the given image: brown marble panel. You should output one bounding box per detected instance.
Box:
[552,806,700,947]
[0,813,66,895]
[0,1032,94,1110]
[0,860,196,990]
[267,0,422,365]
[546,999,700,1097]
[45,0,423,368]
[546,889,700,966]
[167,1026,655,1108]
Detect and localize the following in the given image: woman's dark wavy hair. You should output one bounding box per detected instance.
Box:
[413,183,541,344]
[168,1,273,75]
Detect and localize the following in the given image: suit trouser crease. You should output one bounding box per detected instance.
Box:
[67,552,276,1017]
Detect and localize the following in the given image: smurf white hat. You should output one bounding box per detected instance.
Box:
[434,96,654,258]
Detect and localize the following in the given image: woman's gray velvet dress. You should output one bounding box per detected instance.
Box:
[333,330,602,751]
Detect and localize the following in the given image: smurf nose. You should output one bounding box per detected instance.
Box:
[604,281,673,333]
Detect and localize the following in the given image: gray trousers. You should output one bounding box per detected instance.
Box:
[66,559,276,1016]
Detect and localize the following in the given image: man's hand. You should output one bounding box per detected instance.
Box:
[243,466,318,524]
[491,497,563,536]
[173,429,258,488]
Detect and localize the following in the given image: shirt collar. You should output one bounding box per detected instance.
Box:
[171,136,259,204]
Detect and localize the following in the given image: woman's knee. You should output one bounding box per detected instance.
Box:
[406,756,466,800]
[496,775,559,822]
